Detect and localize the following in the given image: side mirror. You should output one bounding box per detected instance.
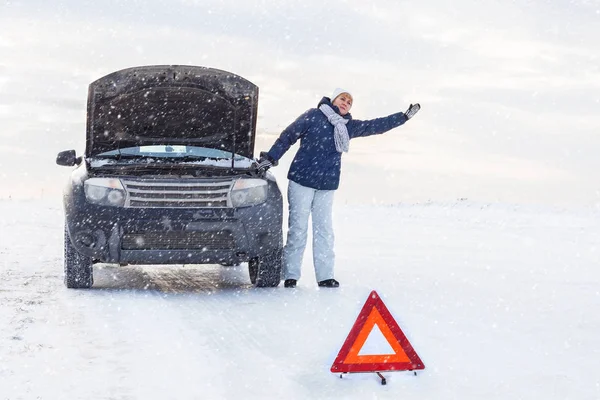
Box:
[56,150,81,166]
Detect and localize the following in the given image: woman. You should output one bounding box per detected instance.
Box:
[257,88,420,288]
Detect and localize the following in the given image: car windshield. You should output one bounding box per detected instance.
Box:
[96,145,247,161]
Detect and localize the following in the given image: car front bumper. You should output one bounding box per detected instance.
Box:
[64,191,283,265]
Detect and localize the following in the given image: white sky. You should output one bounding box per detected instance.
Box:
[0,0,599,205]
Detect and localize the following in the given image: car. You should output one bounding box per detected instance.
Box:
[56,65,283,289]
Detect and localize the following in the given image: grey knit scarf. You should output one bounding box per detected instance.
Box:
[319,104,349,153]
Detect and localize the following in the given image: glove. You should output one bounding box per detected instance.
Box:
[405,103,421,120]
[254,152,276,174]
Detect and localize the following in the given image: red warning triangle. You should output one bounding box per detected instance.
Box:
[331,291,425,373]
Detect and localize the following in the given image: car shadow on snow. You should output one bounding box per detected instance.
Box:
[90,263,258,294]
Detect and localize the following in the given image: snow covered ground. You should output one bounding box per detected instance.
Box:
[1,197,599,399]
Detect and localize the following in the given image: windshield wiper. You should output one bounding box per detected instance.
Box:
[105,162,249,173]
[171,155,212,161]
[97,153,229,161]
[97,153,151,161]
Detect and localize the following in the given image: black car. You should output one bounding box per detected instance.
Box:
[56,65,283,288]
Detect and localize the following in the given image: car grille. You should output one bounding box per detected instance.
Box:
[121,231,235,250]
[122,178,232,208]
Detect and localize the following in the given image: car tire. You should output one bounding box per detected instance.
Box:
[249,249,282,287]
[64,225,94,289]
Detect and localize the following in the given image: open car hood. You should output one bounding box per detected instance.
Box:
[86,65,259,159]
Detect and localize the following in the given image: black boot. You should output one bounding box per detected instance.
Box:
[284,279,297,288]
[318,279,339,288]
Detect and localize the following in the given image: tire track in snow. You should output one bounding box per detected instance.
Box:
[126,265,270,359]
[93,264,303,396]
[84,264,259,398]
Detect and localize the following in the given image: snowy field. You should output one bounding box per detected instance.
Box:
[1,197,599,399]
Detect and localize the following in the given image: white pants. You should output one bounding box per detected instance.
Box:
[283,180,335,282]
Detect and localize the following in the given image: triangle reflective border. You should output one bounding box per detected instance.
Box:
[331,291,425,373]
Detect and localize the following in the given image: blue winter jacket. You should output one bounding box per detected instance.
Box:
[266,97,408,190]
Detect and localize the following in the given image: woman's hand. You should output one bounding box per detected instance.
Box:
[405,103,421,120]
[252,152,277,176]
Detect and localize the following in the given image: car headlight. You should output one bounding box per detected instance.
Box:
[84,178,126,207]
[230,179,268,207]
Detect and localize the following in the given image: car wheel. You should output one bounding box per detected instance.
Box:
[64,225,94,289]
[249,249,282,287]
